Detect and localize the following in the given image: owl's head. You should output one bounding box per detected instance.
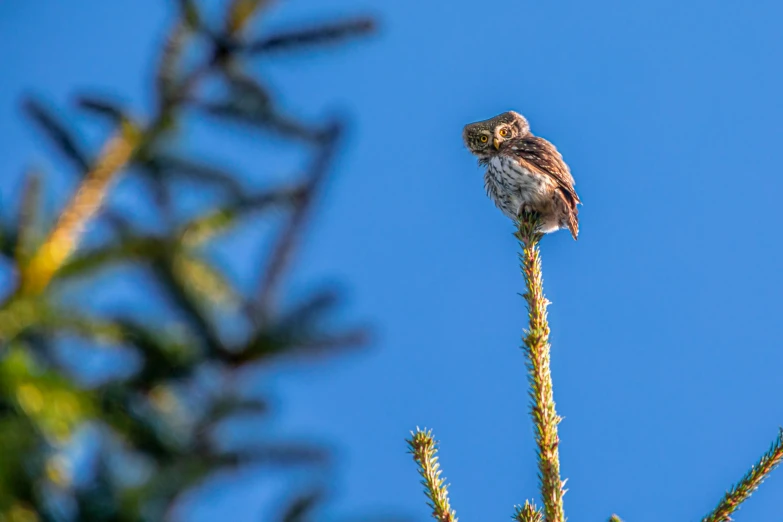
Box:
[462,111,530,159]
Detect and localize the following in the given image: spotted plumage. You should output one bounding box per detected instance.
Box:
[462,111,581,240]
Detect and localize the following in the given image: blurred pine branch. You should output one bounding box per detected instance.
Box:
[0,0,375,519]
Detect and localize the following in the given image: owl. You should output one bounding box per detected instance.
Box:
[462,111,581,240]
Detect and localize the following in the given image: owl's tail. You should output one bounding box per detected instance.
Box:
[566,211,579,241]
[554,189,579,240]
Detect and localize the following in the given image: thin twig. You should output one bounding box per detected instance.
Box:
[255,123,342,322]
[407,428,458,522]
[23,97,91,173]
[516,213,566,522]
[246,17,376,54]
[701,428,783,522]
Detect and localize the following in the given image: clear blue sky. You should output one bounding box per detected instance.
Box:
[2,0,783,520]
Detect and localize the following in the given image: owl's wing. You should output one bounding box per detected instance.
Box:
[509,136,581,207]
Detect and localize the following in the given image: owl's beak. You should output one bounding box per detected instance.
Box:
[493,138,500,150]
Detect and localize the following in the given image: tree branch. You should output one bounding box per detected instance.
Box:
[516,212,566,522]
[255,123,342,322]
[407,428,458,522]
[701,428,783,522]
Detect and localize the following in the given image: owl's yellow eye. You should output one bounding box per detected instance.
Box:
[499,128,509,137]
[479,135,489,143]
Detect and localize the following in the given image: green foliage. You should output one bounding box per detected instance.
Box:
[0,1,374,520]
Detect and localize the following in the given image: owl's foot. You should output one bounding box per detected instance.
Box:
[516,203,534,217]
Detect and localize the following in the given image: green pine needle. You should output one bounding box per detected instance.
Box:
[514,501,544,522]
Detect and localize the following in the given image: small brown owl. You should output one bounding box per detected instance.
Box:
[462,111,581,240]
